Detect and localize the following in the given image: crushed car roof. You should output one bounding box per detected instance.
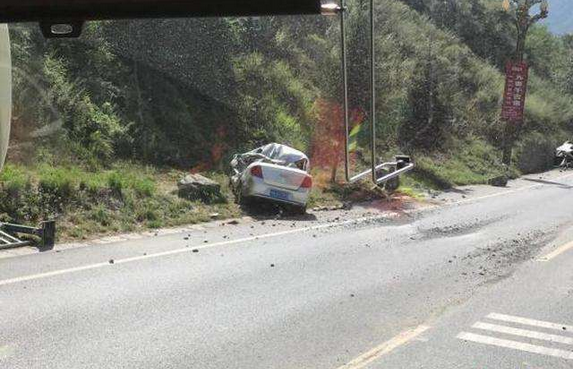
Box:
[250,143,308,164]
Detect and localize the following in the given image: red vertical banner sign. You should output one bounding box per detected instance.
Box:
[501,61,529,122]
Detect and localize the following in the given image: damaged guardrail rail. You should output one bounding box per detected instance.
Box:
[0,221,56,250]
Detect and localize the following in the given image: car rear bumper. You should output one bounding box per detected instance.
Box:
[243,178,309,207]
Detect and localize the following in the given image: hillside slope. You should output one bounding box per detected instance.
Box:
[2,0,572,239]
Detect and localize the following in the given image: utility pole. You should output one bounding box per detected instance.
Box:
[501,0,548,165]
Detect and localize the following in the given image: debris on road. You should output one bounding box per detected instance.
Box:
[555,140,573,169]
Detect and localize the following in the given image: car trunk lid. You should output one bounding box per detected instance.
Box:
[260,164,308,190]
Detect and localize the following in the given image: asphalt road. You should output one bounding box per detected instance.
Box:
[1,171,572,369]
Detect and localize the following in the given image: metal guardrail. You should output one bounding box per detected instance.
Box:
[0,229,30,249]
[0,221,55,250]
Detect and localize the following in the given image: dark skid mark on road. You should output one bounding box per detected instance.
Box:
[523,178,573,189]
[238,200,319,222]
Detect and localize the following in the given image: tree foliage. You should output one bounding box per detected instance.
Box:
[7,0,572,175]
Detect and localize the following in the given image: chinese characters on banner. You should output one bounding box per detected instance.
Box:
[501,61,529,122]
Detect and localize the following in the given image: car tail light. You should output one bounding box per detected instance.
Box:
[250,165,263,178]
[300,175,312,188]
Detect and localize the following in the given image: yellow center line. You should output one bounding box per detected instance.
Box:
[336,325,430,369]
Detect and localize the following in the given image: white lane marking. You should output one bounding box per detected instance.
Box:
[0,262,110,287]
[472,322,573,345]
[486,313,573,333]
[0,174,571,287]
[538,242,573,262]
[336,325,430,369]
[457,332,573,360]
[0,214,396,287]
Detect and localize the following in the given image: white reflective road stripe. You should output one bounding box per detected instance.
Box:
[473,322,573,345]
[0,215,395,287]
[0,262,110,286]
[538,242,573,262]
[486,313,573,333]
[336,325,430,369]
[457,332,573,360]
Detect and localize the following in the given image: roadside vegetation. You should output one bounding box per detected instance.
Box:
[0,162,242,240]
[2,0,571,240]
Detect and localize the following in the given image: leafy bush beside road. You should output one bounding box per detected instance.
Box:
[515,132,561,174]
[0,163,241,239]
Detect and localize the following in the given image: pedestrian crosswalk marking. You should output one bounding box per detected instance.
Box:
[457,313,573,360]
[486,313,573,332]
[472,322,573,345]
[457,332,573,360]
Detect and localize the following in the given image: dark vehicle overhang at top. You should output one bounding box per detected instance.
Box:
[0,0,335,37]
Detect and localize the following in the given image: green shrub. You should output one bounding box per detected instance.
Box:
[515,132,558,174]
[107,172,125,195]
[90,205,111,226]
[132,178,156,197]
[79,174,107,195]
[38,166,77,198]
[0,164,30,196]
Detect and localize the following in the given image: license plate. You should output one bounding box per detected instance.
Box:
[270,189,290,201]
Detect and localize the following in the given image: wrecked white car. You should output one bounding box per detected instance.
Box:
[555,141,573,169]
[230,143,312,214]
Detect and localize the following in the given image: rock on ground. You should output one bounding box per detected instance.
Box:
[177,174,223,203]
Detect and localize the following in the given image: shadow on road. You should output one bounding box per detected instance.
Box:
[443,187,474,195]
[240,200,318,222]
[523,178,573,189]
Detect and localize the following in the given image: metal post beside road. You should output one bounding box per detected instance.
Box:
[0,221,56,250]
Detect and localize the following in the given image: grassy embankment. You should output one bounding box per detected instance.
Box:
[1,137,550,242]
[1,163,241,240]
